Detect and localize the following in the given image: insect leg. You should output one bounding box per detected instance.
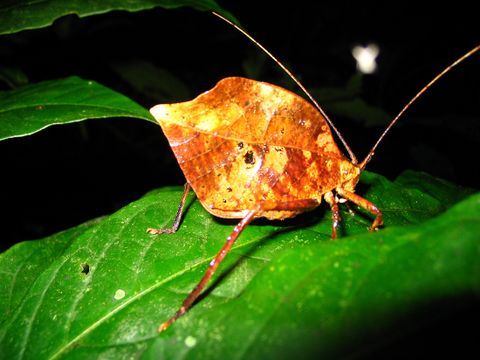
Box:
[336,188,383,232]
[324,191,341,239]
[147,183,191,234]
[158,209,257,332]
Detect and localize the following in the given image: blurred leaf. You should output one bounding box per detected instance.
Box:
[0,0,236,35]
[309,74,391,127]
[0,66,29,88]
[242,50,268,80]
[1,171,478,359]
[111,59,191,102]
[325,96,391,127]
[0,76,154,141]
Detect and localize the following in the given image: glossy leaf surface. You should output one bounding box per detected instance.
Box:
[1,171,478,359]
[0,0,235,35]
[0,76,154,141]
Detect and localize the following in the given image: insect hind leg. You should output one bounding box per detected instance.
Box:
[158,209,257,332]
[324,191,341,239]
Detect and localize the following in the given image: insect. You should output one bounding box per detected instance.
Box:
[147,11,479,332]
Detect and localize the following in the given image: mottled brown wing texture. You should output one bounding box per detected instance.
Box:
[150,77,349,220]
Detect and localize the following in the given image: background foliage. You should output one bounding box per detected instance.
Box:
[1,0,479,359]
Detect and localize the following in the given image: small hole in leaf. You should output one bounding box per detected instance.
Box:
[81,263,90,275]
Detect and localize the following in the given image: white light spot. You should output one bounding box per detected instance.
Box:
[150,105,170,120]
[352,43,379,74]
[114,289,126,300]
[184,335,197,348]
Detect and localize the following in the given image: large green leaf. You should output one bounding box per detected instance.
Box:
[0,76,154,141]
[0,170,478,359]
[0,0,235,35]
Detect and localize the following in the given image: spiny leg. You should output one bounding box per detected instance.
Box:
[147,183,191,235]
[158,209,257,332]
[336,188,383,231]
[324,191,341,239]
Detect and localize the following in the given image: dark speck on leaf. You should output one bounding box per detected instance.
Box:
[244,150,255,165]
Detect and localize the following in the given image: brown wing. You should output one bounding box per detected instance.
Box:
[150,77,348,220]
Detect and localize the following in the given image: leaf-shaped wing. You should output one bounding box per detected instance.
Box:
[151,77,351,220]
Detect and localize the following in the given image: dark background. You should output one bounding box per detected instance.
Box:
[1,1,479,245]
[0,1,479,357]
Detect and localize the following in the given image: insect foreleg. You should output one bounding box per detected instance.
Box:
[158,209,257,332]
[147,183,191,235]
[324,191,341,239]
[336,188,383,232]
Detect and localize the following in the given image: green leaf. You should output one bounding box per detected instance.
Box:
[0,0,236,35]
[1,171,478,359]
[0,66,29,88]
[0,76,154,141]
[110,59,191,102]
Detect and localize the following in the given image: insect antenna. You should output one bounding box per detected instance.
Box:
[360,44,480,170]
[212,11,359,164]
